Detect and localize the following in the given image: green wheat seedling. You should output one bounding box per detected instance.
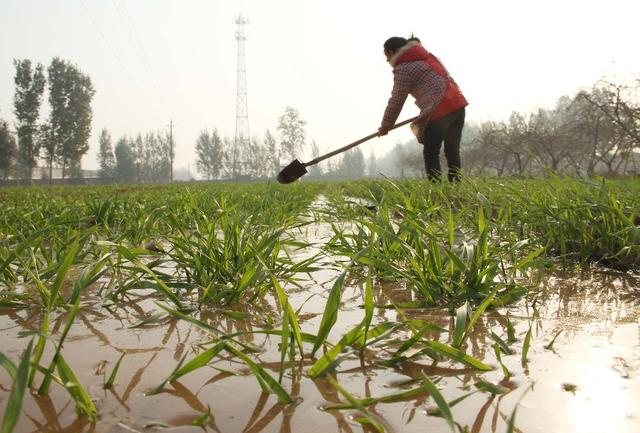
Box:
[492,177,639,269]
[326,185,545,308]
[162,205,319,306]
[19,251,113,422]
[268,273,304,381]
[103,352,126,389]
[0,340,33,433]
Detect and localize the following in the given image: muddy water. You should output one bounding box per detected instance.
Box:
[1,225,639,433]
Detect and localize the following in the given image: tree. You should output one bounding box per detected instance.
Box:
[114,137,136,183]
[97,128,116,179]
[474,120,509,176]
[222,138,235,179]
[367,148,377,177]
[263,129,279,177]
[39,123,56,181]
[340,147,365,179]
[398,147,424,177]
[278,106,306,161]
[47,57,95,179]
[501,112,533,175]
[210,130,225,180]
[131,134,144,182]
[195,130,214,180]
[228,139,242,179]
[325,155,338,177]
[13,59,45,181]
[392,143,408,177]
[458,78,640,177]
[528,108,569,173]
[308,140,322,177]
[579,82,640,175]
[582,81,640,147]
[562,91,612,175]
[243,136,271,179]
[195,129,225,180]
[0,120,17,179]
[141,131,171,183]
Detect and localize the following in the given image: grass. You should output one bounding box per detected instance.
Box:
[0,340,32,433]
[0,176,638,430]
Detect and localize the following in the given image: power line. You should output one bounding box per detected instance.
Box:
[115,0,170,117]
[79,0,162,124]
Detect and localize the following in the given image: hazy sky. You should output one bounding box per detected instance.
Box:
[1,0,639,174]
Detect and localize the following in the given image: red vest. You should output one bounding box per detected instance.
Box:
[396,45,468,120]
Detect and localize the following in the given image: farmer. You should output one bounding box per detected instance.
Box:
[378,36,468,182]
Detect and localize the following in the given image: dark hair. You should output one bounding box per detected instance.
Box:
[383,35,421,53]
[383,37,407,53]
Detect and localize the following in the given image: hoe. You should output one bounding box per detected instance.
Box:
[277,116,418,184]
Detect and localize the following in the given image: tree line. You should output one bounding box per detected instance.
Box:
[96,128,173,183]
[2,59,636,183]
[0,58,94,181]
[94,105,368,183]
[461,80,640,177]
[192,105,368,181]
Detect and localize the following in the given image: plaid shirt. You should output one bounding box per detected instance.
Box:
[381,47,447,131]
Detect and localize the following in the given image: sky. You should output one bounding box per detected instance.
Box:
[1,0,639,176]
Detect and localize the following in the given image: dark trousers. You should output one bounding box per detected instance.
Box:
[420,107,465,182]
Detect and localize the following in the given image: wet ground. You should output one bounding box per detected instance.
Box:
[1,223,639,433]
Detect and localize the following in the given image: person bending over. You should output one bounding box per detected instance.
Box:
[378,36,468,182]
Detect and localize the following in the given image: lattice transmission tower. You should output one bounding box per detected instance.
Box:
[233,13,250,179]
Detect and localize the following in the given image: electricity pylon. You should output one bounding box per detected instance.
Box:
[233,13,250,179]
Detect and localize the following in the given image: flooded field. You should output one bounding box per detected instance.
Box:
[1,179,639,432]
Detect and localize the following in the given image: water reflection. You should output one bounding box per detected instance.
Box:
[1,266,639,432]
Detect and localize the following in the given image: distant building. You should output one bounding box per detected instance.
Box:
[36,166,99,180]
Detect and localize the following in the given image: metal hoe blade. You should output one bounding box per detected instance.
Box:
[277,159,308,184]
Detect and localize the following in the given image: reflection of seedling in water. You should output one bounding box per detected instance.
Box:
[322,378,436,410]
[506,382,536,433]
[474,379,513,396]
[150,303,294,404]
[544,330,563,351]
[420,373,460,433]
[327,376,386,433]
